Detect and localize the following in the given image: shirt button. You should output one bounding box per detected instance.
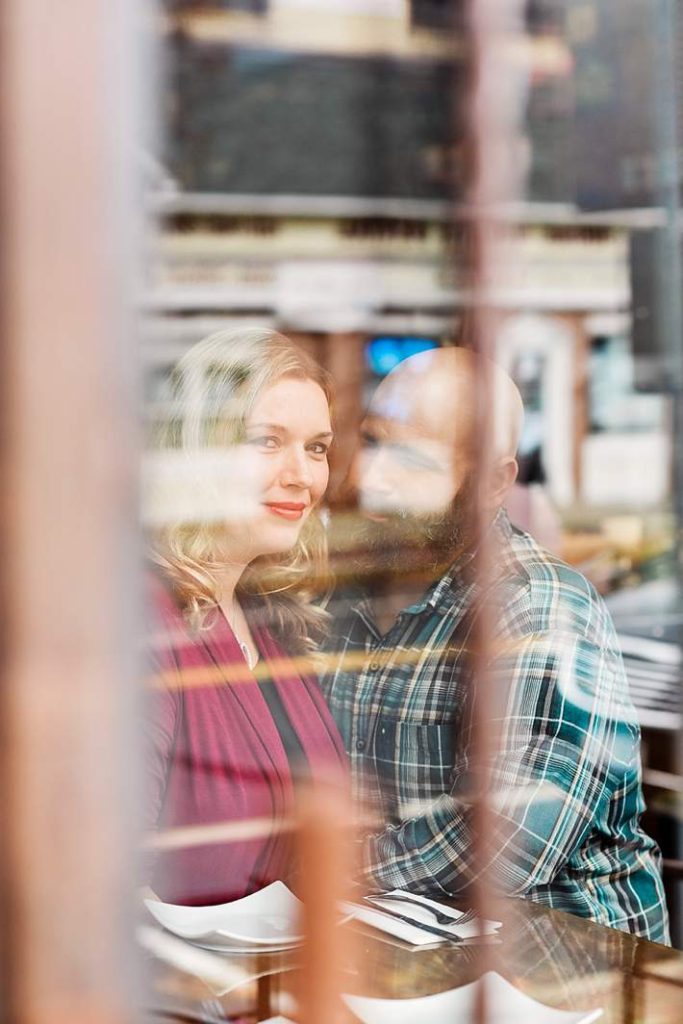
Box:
[368,662,381,672]
[356,738,366,752]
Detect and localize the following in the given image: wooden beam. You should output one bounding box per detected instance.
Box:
[0,3,140,1022]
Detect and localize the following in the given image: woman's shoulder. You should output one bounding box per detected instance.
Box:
[146,567,183,621]
[144,567,197,671]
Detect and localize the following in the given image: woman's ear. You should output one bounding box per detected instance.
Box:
[488,456,518,510]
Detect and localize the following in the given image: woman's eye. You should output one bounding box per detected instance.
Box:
[248,435,279,450]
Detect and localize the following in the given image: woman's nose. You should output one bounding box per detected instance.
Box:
[280,446,314,489]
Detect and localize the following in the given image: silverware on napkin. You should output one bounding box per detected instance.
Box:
[365,893,477,927]
[361,899,467,944]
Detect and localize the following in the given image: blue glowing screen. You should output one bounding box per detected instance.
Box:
[366,336,439,376]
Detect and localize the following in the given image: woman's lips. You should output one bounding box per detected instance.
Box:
[264,502,308,521]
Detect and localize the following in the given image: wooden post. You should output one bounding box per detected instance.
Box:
[0,3,141,1022]
[559,312,591,498]
[296,781,352,1024]
[323,332,366,508]
[461,1,527,1020]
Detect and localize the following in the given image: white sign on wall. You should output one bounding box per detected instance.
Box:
[272,0,404,15]
[275,259,383,330]
[582,433,671,508]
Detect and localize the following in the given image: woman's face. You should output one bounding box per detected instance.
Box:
[224,376,332,562]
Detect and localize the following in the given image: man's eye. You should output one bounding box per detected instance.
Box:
[361,432,379,449]
[308,442,330,456]
[393,445,439,471]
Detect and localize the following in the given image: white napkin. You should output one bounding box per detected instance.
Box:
[343,890,501,946]
[342,902,445,946]
[367,890,502,939]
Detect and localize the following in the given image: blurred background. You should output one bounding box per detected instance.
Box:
[142,0,683,946]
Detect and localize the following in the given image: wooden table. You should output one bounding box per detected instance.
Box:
[145,898,683,1024]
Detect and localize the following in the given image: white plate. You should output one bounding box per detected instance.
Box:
[144,880,303,947]
[344,972,603,1024]
[189,938,298,955]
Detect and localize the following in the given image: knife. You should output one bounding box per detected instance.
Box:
[366,893,477,926]
[362,897,467,944]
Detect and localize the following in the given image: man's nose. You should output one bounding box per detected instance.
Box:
[280,445,313,489]
[354,444,394,496]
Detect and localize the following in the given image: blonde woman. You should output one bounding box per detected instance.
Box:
[146,327,346,906]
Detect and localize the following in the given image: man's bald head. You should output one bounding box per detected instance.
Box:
[370,347,524,463]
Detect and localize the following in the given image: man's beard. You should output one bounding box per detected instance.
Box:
[346,475,476,587]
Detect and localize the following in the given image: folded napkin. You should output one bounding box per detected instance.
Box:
[372,890,500,936]
[342,902,445,947]
[342,890,501,947]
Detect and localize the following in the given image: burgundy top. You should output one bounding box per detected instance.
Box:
[145,578,347,906]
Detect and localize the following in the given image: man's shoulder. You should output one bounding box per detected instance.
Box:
[492,525,616,643]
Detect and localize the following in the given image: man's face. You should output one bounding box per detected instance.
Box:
[353,366,472,523]
[355,414,467,520]
[347,374,475,576]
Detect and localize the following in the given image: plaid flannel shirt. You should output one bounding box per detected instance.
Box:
[321,510,669,943]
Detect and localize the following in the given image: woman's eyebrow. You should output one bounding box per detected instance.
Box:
[246,421,285,432]
[246,423,334,441]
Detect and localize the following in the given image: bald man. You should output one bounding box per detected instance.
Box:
[322,348,668,943]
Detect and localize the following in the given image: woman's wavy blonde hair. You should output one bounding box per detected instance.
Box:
[151,326,333,652]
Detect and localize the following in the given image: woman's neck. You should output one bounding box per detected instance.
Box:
[214,561,248,612]
[214,560,260,669]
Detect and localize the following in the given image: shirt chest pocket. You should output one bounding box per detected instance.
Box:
[372,718,457,809]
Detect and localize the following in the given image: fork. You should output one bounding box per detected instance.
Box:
[365,893,478,927]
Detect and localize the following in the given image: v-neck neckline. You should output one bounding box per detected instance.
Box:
[212,602,261,672]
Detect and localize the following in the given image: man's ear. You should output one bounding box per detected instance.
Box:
[488,456,518,509]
